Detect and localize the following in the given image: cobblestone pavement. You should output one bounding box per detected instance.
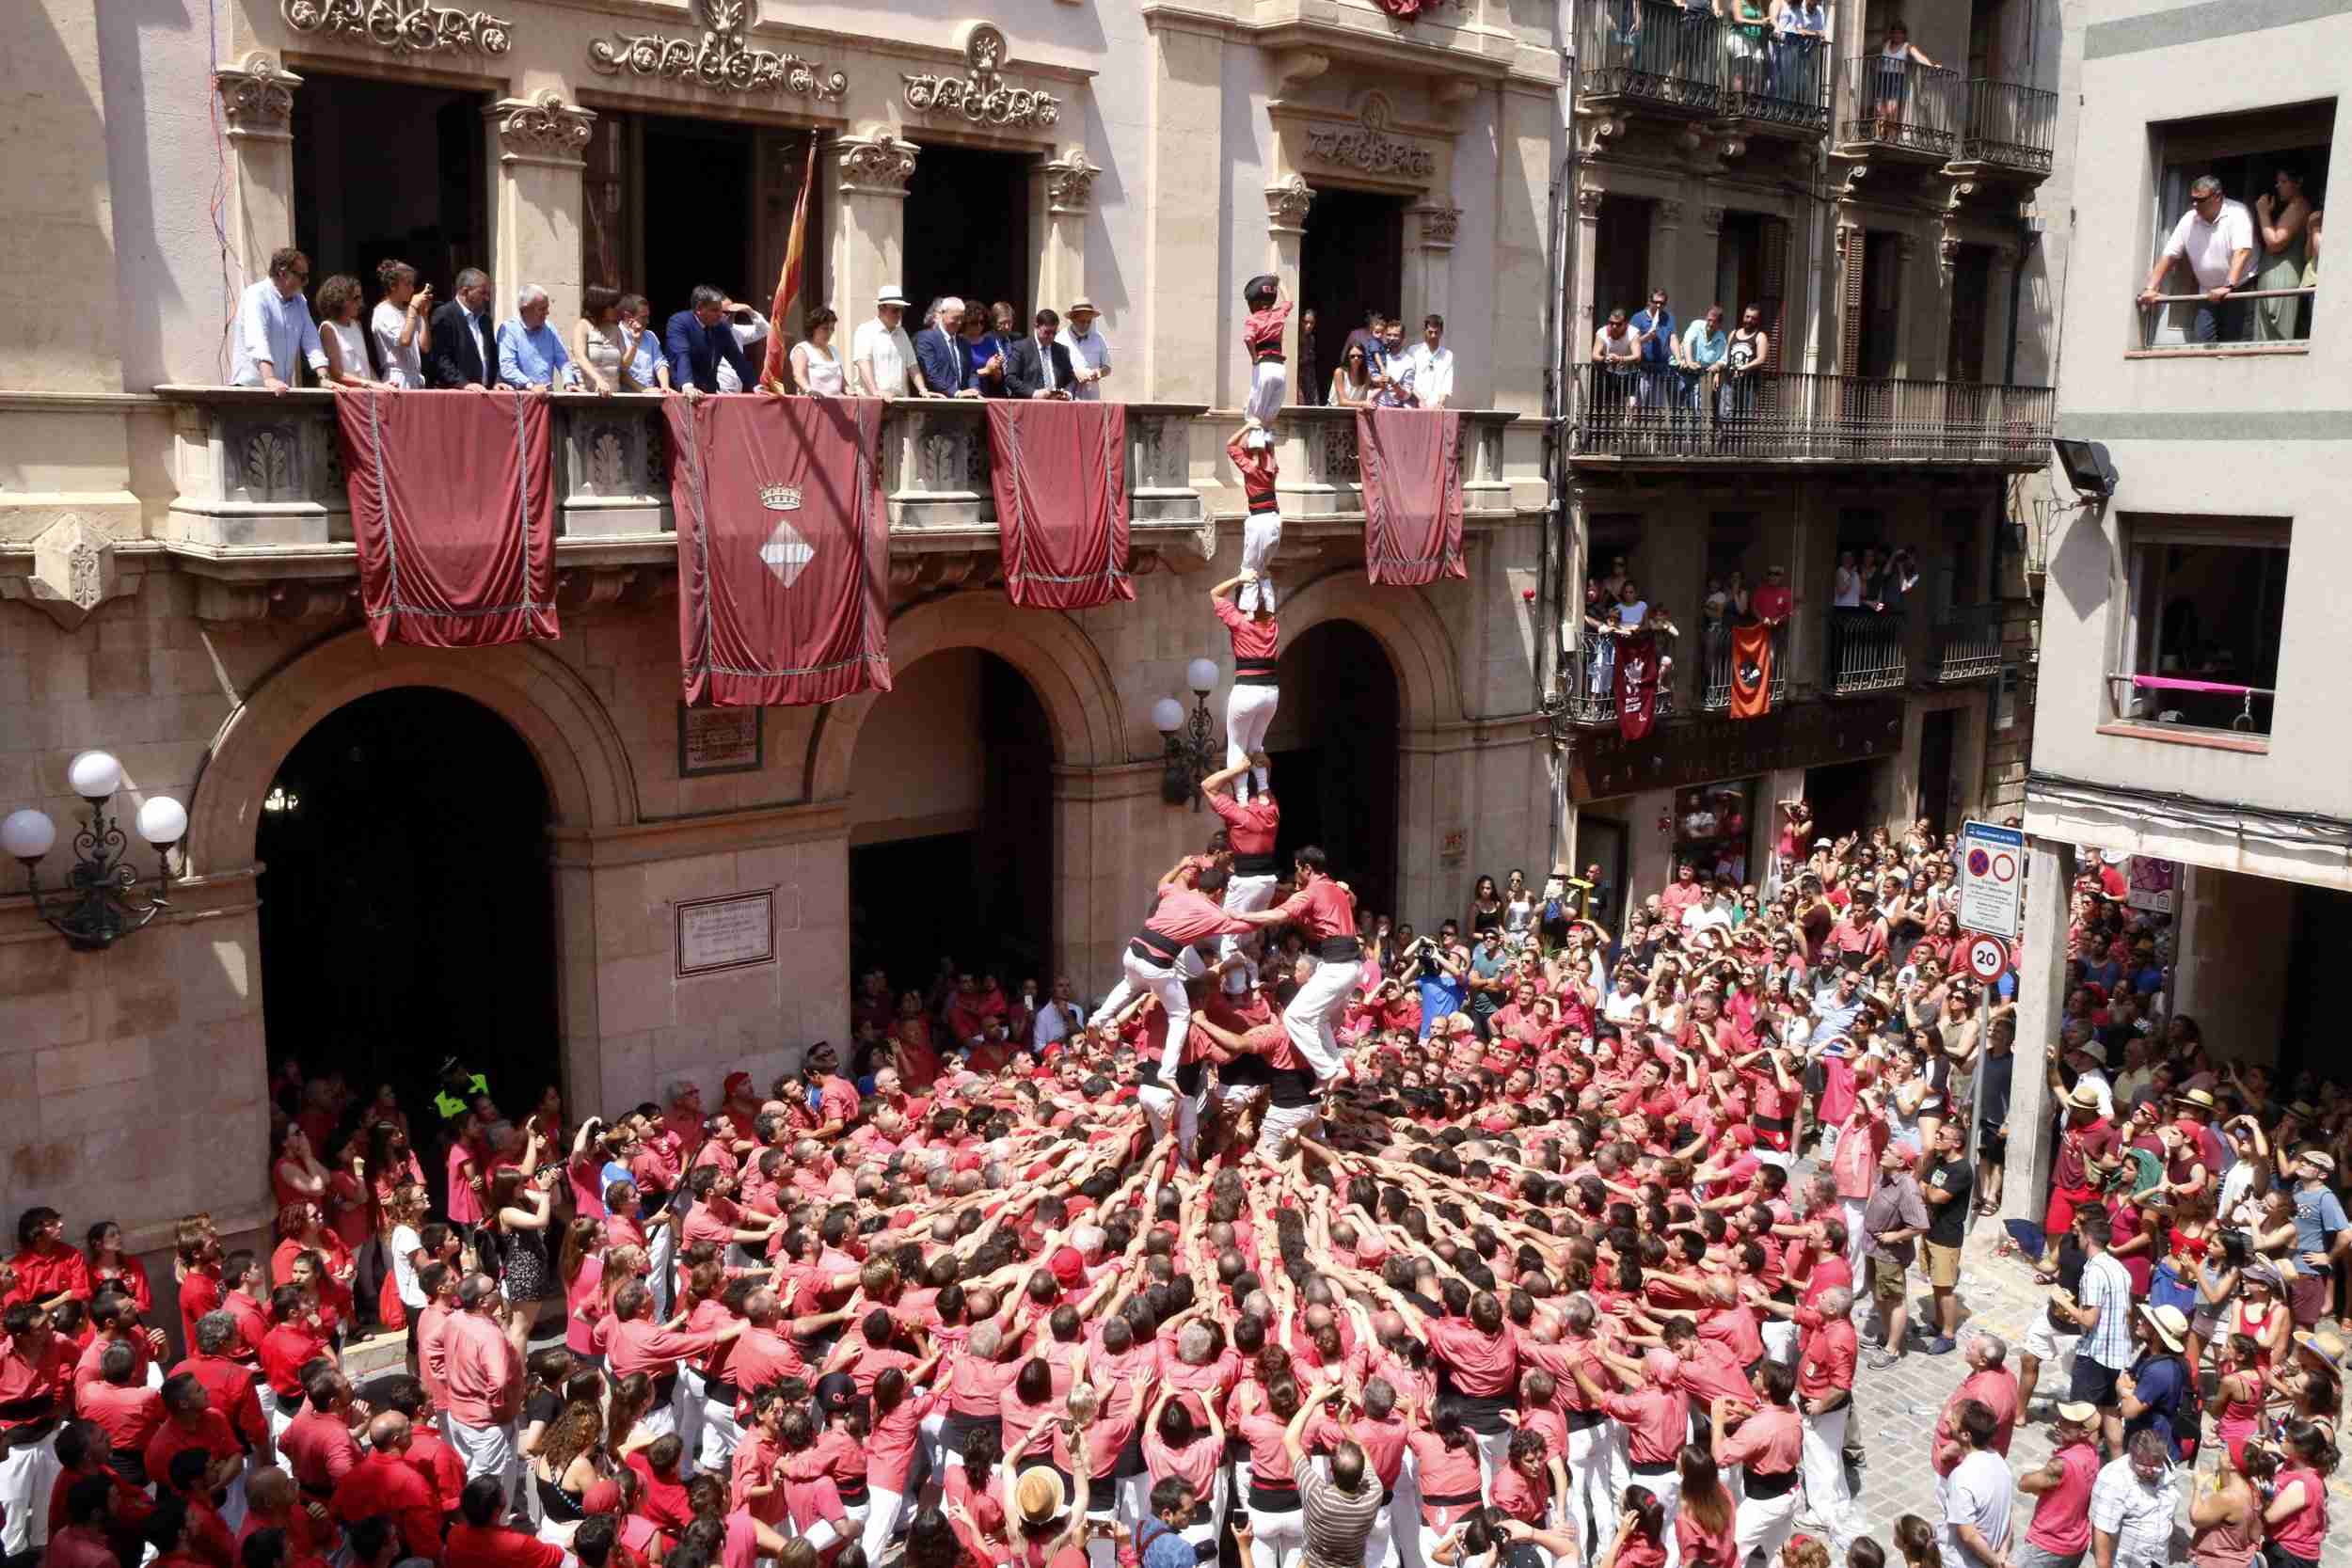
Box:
[1836,1216,2352,1565]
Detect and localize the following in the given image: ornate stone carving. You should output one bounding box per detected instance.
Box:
[1938,230,1964,277]
[1041,148,1101,214]
[1304,92,1435,180]
[1574,187,1606,221]
[1574,111,1628,158]
[1700,206,1725,235]
[21,515,123,631]
[903,24,1058,129]
[1656,199,1684,228]
[838,134,918,196]
[1272,49,1329,96]
[1264,176,1314,232]
[243,427,297,497]
[1316,423,1360,483]
[279,0,511,55]
[215,53,300,133]
[487,90,595,165]
[1417,206,1462,247]
[590,0,846,100]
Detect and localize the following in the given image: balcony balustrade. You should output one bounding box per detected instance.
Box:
[1698,618,1788,710]
[1575,2,1832,136]
[1835,52,1963,160]
[1932,603,2004,683]
[1565,620,1678,728]
[1959,77,2058,175]
[1570,366,2053,467]
[1826,607,1907,695]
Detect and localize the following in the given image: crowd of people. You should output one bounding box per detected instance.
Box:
[4,801,2348,1568]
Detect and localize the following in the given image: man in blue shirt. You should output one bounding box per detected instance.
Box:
[1674,303,1727,436]
[495,285,582,389]
[665,284,758,398]
[230,247,329,391]
[2290,1149,2350,1322]
[1629,288,1677,411]
[1407,936,1469,1039]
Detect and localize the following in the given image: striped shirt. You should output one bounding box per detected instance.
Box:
[2076,1252,2136,1370]
[1299,1461,1385,1568]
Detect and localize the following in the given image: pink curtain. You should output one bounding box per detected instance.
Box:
[985,402,1135,610]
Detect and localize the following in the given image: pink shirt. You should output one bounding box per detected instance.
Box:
[440,1310,520,1427]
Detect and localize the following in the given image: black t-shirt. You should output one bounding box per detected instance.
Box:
[524,1386,561,1431]
[1923,1156,1973,1247]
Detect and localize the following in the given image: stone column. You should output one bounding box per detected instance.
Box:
[1649,198,1686,318]
[1034,148,1100,318]
[485,91,596,325]
[214,53,302,284]
[1263,177,1314,386]
[1895,231,1922,379]
[1403,203,1460,336]
[832,132,919,336]
[2000,836,2074,1228]
[1570,186,1605,424]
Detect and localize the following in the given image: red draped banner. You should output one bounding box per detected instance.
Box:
[1356,407,1466,587]
[664,394,893,708]
[1729,623,1775,719]
[336,388,557,647]
[984,402,1134,610]
[1613,630,1661,740]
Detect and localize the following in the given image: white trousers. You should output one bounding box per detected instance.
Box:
[1840,1198,1869,1277]
[1760,1316,1802,1368]
[1283,958,1359,1080]
[1256,1101,1322,1159]
[1472,1429,1513,1499]
[1240,514,1282,610]
[1225,684,1280,791]
[1137,1084,1208,1164]
[1248,1504,1306,1568]
[860,1483,905,1561]
[675,1367,707,1477]
[450,1418,520,1487]
[1799,1403,1862,1555]
[1244,362,1288,440]
[0,1430,61,1553]
[647,1212,679,1318]
[699,1391,743,1473]
[1099,949,1190,1074]
[1180,1466,1229,1559]
[1733,1481,1802,1565]
[262,1386,295,1444]
[1220,872,1279,990]
[1562,1421,1613,1556]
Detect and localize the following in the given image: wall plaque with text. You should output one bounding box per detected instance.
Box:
[678,705,763,777]
[675,891,776,977]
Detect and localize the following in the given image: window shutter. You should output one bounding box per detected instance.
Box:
[1759,214,1790,347]
[1836,222,1867,375]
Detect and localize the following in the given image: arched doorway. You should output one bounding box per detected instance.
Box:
[846,650,1055,1011]
[1268,621,1401,924]
[255,688,559,1125]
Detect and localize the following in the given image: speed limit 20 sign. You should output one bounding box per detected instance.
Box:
[1964,934,2010,982]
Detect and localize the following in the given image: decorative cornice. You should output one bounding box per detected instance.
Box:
[215,52,301,135]
[1303,91,1434,181]
[1041,148,1101,214]
[589,0,846,101]
[1272,49,1329,95]
[1700,205,1725,235]
[1415,205,1461,248]
[1656,198,1684,228]
[903,24,1058,129]
[837,133,919,197]
[1264,176,1314,233]
[486,90,595,166]
[279,0,511,55]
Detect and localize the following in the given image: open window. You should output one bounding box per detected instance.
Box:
[2140,101,2332,350]
[2110,516,2289,738]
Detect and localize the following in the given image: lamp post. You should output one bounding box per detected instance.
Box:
[2,751,186,951]
[1154,658,1224,809]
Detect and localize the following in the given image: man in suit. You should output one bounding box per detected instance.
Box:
[427,268,496,388]
[914,296,966,397]
[663,285,758,400]
[1002,309,1078,400]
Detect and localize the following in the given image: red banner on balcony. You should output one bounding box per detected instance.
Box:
[337,388,558,648]
[1730,623,1775,720]
[984,402,1134,610]
[664,394,893,708]
[1613,630,1661,741]
[1357,408,1465,586]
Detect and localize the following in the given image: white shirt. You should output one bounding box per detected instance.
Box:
[2087,1458,2175,1568]
[370,298,422,388]
[390,1223,425,1308]
[852,317,918,396]
[1057,325,1111,400]
[1682,899,1736,935]
[1407,343,1454,407]
[1033,998,1087,1048]
[1936,1448,2014,1567]
[2162,198,2256,290]
[230,278,328,388]
[715,309,771,392]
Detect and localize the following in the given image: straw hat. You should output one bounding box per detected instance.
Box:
[2138,1304,2188,1353]
[1017,1468,1067,1526]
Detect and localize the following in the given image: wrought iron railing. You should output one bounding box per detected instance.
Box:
[1836,53,1963,157]
[1577,0,1724,116]
[1699,618,1790,710]
[2105,673,2274,736]
[1933,604,2004,683]
[1961,77,2057,172]
[1722,32,1832,130]
[1571,364,2053,464]
[1568,620,1680,727]
[1826,607,1907,694]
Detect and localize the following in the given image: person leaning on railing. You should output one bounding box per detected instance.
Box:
[1674,305,1727,425]
[2137,175,2254,344]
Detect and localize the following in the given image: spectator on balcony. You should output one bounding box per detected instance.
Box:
[790,309,846,396]
[914,296,966,398]
[369,261,432,389]
[314,276,383,388]
[1373,320,1418,407]
[713,301,771,392]
[1753,563,1796,626]
[1631,289,1677,409]
[1407,314,1454,409]
[955,304,1009,397]
[1296,309,1321,405]
[1344,310,1386,373]
[1329,342,1376,407]
[1593,308,1642,417]
[571,285,629,395]
[664,286,758,400]
[616,295,672,392]
[2138,175,2255,343]
[1866,547,1918,615]
[427,267,496,390]
[1004,309,1079,400]
[1057,298,1112,400]
[1871,22,1938,140]
[1719,304,1769,427]
[1772,0,1830,80]
[1724,0,1770,97]
[850,286,923,399]
[495,286,582,391]
[990,301,1020,341]
[230,246,328,394]
[2252,164,2316,342]
[1673,304,1726,427]
[1834,550,1863,608]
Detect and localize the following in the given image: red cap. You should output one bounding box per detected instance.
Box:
[723,1070,754,1097]
[581,1481,623,1515]
[1050,1246,1086,1290]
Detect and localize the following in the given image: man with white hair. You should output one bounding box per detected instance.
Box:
[1757,1282,1862,1555]
[2138,173,2256,343]
[914,296,966,397]
[494,285,581,388]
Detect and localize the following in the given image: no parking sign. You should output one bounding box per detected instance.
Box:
[1956,819,2025,941]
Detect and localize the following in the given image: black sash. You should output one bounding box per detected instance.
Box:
[1318,937,1362,961]
[1745,1466,1799,1497]
[1132,928,1184,963]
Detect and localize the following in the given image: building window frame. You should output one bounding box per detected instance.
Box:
[2104,514,2289,747]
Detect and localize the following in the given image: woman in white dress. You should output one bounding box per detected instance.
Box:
[368,260,431,388]
[1832,549,1863,607]
[793,307,848,395]
[314,276,381,388]
[571,284,626,395]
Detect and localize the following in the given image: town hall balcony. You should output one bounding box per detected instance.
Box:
[1569,366,2053,468]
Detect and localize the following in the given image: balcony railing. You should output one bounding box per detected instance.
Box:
[1571,365,2053,466]
[2137,286,2318,352]
[1699,618,1789,710]
[2106,673,2273,736]
[1723,33,1832,132]
[1566,620,1679,728]
[1960,77,2057,174]
[1835,53,1962,158]
[1577,0,1724,117]
[1933,603,2004,683]
[1826,608,1907,695]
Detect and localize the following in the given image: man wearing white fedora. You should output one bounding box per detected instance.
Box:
[852,284,927,398]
